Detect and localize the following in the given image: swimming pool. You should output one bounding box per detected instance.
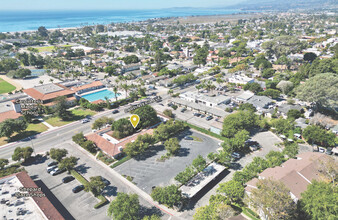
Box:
[81,89,120,102]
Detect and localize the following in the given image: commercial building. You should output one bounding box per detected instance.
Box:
[179,91,230,108]
[0,171,64,220]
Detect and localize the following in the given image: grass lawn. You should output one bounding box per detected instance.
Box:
[35,45,72,52]
[44,117,73,127]
[45,108,96,127]
[0,121,48,146]
[0,78,16,94]
[191,136,203,142]
[71,108,96,117]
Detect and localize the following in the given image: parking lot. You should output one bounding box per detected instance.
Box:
[153,103,226,130]
[24,142,169,220]
[25,157,109,220]
[114,129,221,194]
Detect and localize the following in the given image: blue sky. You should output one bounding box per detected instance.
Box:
[0,0,243,10]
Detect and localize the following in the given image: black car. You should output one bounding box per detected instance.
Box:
[200,114,205,118]
[193,113,201,117]
[180,108,187,113]
[184,136,194,140]
[206,116,213,121]
[112,109,119,114]
[47,161,58,167]
[101,177,110,186]
[62,176,75,183]
[72,185,84,193]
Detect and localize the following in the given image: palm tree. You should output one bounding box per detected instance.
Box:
[113,86,119,102]
[121,84,129,97]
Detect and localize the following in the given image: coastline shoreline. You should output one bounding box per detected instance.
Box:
[2,10,262,34]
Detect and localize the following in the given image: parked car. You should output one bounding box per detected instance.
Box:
[81,118,89,123]
[159,103,164,106]
[206,116,213,121]
[184,136,194,140]
[193,112,201,117]
[47,165,58,173]
[200,114,205,118]
[100,177,110,186]
[51,168,66,176]
[318,147,326,153]
[112,109,119,114]
[72,185,84,193]
[180,108,187,113]
[231,152,241,159]
[47,161,58,167]
[62,176,75,183]
[312,144,319,152]
[325,147,333,155]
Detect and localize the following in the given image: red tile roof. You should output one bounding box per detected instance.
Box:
[86,129,154,157]
[4,172,65,220]
[23,87,75,101]
[71,81,104,92]
[0,110,22,123]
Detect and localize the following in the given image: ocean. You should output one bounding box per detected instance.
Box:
[0,8,243,33]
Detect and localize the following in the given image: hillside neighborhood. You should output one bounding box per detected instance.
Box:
[0,9,337,220]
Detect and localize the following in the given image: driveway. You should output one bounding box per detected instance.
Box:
[114,129,221,194]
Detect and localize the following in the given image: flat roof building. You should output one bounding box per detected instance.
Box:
[0,172,64,220]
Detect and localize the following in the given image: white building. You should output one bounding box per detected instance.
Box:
[179,91,230,107]
[228,74,254,85]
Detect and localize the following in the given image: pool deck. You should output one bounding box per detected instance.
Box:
[79,88,126,102]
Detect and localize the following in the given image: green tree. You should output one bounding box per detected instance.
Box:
[259,89,281,99]
[82,140,97,153]
[265,151,285,167]
[151,185,182,208]
[163,109,173,118]
[194,195,234,220]
[37,26,49,37]
[59,156,77,173]
[302,125,337,147]
[223,129,250,152]
[282,143,299,158]
[0,58,19,72]
[49,148,68,162]
[193,48,208,66]
[222,111,258,138]
[107,193,140,220]
[85,176,106,196]
[270,118,295,135]
[12,147,33,162]
[295,73,338,109]
[243,82,263,94]
[250,178,296,220]
[0,119,28,139]
[300,181,337,220]
[142,214,161,220]
[261,68,275,78]
[72,132,86,145]
[217,180,244,203]
[238,103,256,112]
[112,118,134,139]
[164,138,181,156]
[132,105,158,129]
[192,155,206,172]
[54,96,72,120]
[92,117,114,130]
[303,52,317,63]
[287,109,302,120]
[0,159,9,170]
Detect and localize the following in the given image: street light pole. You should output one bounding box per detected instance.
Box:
[29,137,36,156]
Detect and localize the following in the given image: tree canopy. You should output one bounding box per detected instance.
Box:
[295,73,338,109]
[107,193,140,220]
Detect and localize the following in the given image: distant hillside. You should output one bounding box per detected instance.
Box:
[227,0,337,11]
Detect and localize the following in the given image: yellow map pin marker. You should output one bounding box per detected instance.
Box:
[130,114,140,128]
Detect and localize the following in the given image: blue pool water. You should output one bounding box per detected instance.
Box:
[81,89,120,102]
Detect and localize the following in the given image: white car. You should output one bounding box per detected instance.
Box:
[81,119,89,123]
[318,147,326,153]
